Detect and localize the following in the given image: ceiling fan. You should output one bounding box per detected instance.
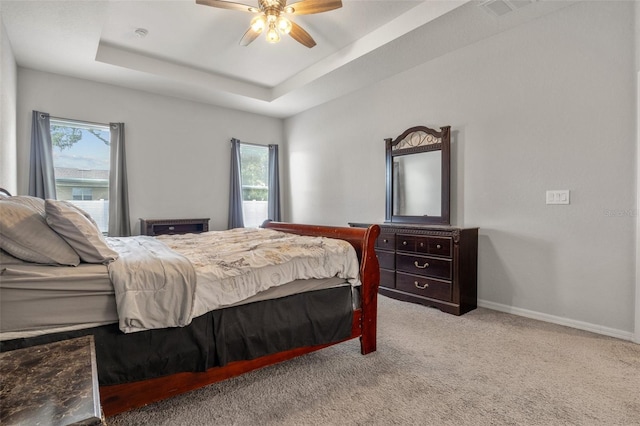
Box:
[196,0,342,48]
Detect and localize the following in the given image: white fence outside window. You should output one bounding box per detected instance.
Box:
[243,200,268,228]
[71,200,109,233]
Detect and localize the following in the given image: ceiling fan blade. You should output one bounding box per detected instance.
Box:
[196,0,256,13]
[289,21,316,48]
[239,27,261,46]
[287,0,342,15]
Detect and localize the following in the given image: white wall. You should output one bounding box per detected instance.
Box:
[16,68,284,233]
[0,16,17,193]
[285,1,637,337]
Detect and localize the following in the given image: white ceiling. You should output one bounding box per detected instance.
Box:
[0,0,576,118]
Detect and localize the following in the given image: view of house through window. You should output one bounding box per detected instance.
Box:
[240,144,269,228]
[50,118,111,233]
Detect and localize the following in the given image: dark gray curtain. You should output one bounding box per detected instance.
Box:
[28,111,56,199]
[268,144,281,222]
[108,123,131,237]
[228,138,244,229]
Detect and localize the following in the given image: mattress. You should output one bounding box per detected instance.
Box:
[0,263,116,338]
[0,261,351,340]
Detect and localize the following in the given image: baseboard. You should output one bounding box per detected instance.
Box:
[477,299,635,342]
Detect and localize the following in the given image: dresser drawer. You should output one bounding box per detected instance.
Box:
[396,254,452,280]
[395,234,416,252]
[376,233,395,250]
[376,250,395,270]
[380,269,395,289]
[414,236,452,258]
[396,272,452,301]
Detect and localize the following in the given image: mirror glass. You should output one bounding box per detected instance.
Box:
[393,151,442,216]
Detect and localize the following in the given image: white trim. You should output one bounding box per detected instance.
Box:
[635,70,640,344]
[478,299,635,342]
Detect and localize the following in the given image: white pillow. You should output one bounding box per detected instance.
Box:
[45,199,119,264]
[0,200,80,265]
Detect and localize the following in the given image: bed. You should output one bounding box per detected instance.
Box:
[0,193,380,416]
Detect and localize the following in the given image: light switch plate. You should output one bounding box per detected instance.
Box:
[546,190,570,205]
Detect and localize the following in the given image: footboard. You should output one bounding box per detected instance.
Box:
[262,221,381,353]
[100,222,380,416]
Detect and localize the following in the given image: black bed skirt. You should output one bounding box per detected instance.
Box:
[0,286,354,386]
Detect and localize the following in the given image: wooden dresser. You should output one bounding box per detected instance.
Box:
[350,223,478,315]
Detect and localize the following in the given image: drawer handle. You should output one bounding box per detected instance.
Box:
[402,241,408,246]
[414,261,430,269]
[415,281,429,289]
[436,244,442,249]
[419,242,424,247]
[383,239,388,243]
[168,226,175,230]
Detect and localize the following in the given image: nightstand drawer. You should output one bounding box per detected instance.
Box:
[396,272,452,301]
[140,218,210,236]
[414,236,452,258]
[396,253,452,280]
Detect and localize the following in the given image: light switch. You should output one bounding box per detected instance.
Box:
[546,190,570,205]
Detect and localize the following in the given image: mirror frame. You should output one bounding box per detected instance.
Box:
[385,125,451,225]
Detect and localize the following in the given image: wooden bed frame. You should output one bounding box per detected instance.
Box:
[99,221,380,416]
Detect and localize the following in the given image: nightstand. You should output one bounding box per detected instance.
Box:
[0,336,104,425]
[140,218,210,236]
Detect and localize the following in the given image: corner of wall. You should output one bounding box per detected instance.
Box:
[0,14,18,193]
[634,1,640,344]
[635,68,639,344]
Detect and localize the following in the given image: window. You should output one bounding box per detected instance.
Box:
[240,144,269,228]
[50,118,110,233]
[72,187,93,200]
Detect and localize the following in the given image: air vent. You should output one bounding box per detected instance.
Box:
[479,0,536,17]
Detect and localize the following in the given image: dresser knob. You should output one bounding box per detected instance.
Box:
[415,281,429,289]
[437,244,442,249]
[383,239,388,243]
[419,242,424,247]
[414,261,429,269]
[402,241,408,245]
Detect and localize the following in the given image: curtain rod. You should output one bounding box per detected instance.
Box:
[231,139,270,148]
[50,116,110,128]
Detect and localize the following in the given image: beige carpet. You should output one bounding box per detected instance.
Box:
[109,296,640,425]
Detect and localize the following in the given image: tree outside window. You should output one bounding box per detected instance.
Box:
[50,119,111,232]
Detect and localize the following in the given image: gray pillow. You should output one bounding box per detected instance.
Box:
[50,199,101,231]
[6,195,46,216]
[45,199,118,264]
[0,200,80,265]
[0,249,27,265]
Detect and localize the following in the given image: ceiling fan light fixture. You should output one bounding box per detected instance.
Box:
[266,24,280,43]
[250,15,266,33]
[196,0,343,48]
[276,17,292,34]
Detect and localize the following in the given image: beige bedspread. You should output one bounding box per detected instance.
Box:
[107,236,197,333]
[157,227,361,318]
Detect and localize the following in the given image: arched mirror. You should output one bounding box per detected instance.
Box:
[385,125,450,225]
